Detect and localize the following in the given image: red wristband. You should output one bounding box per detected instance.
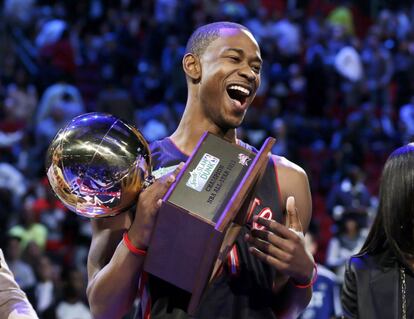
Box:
[293,263,318,289]
[123,232,147,257]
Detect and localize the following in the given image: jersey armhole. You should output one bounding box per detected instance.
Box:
[270,155,284,216]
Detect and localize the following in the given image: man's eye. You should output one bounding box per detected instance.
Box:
[252,66,261,73]
[229,56,240,62]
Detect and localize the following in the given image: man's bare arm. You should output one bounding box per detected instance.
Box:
[87,165,183,319]
[273,157,313,318]
[246,155,313,318]
[87,212,144,319]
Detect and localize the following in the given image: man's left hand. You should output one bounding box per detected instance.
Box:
[245,196,314,286]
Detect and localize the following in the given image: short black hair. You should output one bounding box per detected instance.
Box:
[185,21,250,56]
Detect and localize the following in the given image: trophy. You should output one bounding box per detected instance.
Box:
[46,112,275,314]
[45,112,154,218]
[143,132,275,313]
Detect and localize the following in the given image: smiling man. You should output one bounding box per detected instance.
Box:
[87,22,314,319]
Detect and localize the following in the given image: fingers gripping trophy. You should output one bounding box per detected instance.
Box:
[46,112,155,218]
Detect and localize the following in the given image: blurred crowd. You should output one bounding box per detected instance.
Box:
[1,0,414,318]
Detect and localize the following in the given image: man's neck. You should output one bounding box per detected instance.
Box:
[170,107,237,155]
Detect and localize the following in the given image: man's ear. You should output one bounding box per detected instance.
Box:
[183,53,201,83]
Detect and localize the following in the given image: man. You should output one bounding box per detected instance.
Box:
[0,249,39,318]
[87,22,314,319]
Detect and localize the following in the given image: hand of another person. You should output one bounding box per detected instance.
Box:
[245,196,314,286]
[128,162,185,248]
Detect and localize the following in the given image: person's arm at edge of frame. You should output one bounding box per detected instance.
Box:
[86,164,183,319]
[0,249,39,318]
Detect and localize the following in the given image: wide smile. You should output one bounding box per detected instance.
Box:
[226,83,253,110]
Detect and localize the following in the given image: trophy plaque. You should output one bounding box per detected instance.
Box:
[144,132,275,314]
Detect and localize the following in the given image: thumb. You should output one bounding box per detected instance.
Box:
[285,196,303,233]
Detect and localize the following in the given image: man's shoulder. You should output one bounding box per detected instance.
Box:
[270,154,312,227]
[236,140,307,181]
[271,154,308,181]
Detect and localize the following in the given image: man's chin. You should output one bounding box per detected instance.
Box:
[221,118,244,130]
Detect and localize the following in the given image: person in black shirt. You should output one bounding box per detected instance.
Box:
[86,21,314,319]
[342,143,414,318]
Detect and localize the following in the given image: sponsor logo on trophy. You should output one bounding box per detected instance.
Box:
[186,153,220,192]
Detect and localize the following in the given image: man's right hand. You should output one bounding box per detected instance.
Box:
[128,162,185,249]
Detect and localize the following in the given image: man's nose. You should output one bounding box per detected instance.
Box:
[238,66,257,82]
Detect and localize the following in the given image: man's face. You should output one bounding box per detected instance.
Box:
[198,28,262,129]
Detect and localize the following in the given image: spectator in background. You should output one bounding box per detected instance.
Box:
[360,31,393,109]
[13,130,44,179]
[154,0,179,25]
[326,1,355,36]
[38,26,76,84]
[325,213,366,283]
[3,0,36,28]
[160,35,186,101]
[285,63,306,115]
[0,98,26,163]
[38,194,66,257]
[0,162,27,210]
[245,7,271,44]
[130,61,164,106]
[35,19,67,50]
[33,255,58,317]
[333,45,363,111]
[8,195,48,252]
[304,36,329,117]
[44,268,92,319]
[271,11,302,60]
[36,80,84,126]
[4,67,38,124]
[4,236,36,297]
[35,83,85,151]
[326,165,372,224]
[271,118,289,157]
[319,149,348,194]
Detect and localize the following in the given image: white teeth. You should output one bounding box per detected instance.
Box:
[229,85,250,96]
